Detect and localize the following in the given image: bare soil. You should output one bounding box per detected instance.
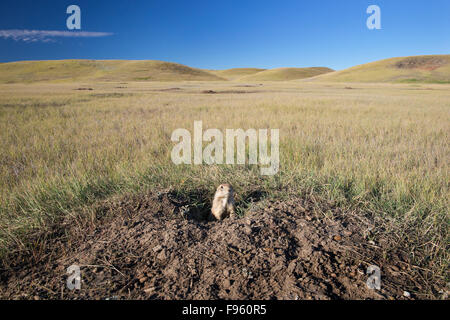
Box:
[201,90,258,94]
[394,56,447,71]
[0,190,444,300]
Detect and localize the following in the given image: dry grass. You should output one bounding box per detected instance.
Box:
[238,67,333,81]
[0,60,225,84]
[207,68,266,80]
[0,80,448,282]
[314,54,450,83]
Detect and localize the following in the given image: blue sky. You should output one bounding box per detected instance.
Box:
[0,0,449,70]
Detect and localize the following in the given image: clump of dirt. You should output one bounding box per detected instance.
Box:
[234,84,264,88]
[0,191,442,300]
[89,93,132,98]
[158,87,181,92]
[394,57,447,71]
[201,90,257,94]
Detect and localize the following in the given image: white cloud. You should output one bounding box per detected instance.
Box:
[0,29,113,42]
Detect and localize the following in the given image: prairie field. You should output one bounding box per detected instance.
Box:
[0,79,449,298]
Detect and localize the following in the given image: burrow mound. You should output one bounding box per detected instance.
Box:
[0,191,428,299]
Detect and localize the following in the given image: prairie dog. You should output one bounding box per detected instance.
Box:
[211,184,235,221]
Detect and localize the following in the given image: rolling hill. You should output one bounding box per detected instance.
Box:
[314,55,450,83]
[237,67,334,81]
[2,55,448,84]
[0,60,226,83]
[207,68,266,80]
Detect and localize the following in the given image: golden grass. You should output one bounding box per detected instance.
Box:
[208,68,266,80]
[0,60,225,84]
[0,60,336,83]
[314,55,450,83]
[0,80,448,277]
[238,67,334,81]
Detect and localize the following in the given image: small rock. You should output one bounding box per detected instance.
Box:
[152,245,163,252]
[157,250,167,261]
[139,276,147,283]
[223,279,231,288]
[244,226,252,235]
[143,287,156,294]
[223,269,230,277]
[333,235,342,241]
[391,265,400,272]
[403,291,411,298]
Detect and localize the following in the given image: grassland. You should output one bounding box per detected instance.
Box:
[0,60,335,83]
[208,68,266,80]
[314,55,450,83]
[0,60,225,83]
[3,55,449,85]
[0,79,448,284]
[238,67,334,81]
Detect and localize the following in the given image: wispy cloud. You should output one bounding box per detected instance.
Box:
[0,29,113,42]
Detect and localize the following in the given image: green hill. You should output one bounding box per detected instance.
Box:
[314,55,450,83]
[237,67,334,81]
[0,60,226,83]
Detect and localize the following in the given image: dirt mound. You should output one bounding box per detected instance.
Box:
[394,57,447,70]
[0,191,435,300]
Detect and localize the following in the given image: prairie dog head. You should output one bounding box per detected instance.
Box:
[214,183,234,199]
